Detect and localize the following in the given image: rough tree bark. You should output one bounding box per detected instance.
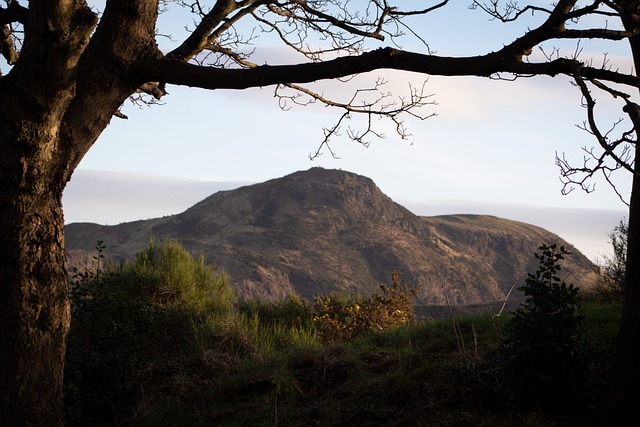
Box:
[0,1,158,424]
[603,6,640,424]
[0,162,69,426]
[0,4,94,424]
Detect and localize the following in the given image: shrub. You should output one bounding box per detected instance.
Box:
[121,239,237,312]
[592,220,627,303]
[312,271,417,343]
[65,240,235,425]
[66,242,164,424]
[497,244,590,412]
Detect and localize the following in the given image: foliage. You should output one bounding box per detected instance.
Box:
[238,296,313,331]
[191,306,322,359]
[136,302,621,427]
[312,271,417,343]
[64,241,622,425]
[66,242,164,424]
[65,240,235,425]
[497,244,590,412]
[593,220,627,303]
[121,239,237,311]
[67,240,323,424]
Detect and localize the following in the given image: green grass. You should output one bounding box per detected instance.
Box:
[64,241,623,426]
[116,302,618,427]
[582,302,622,345]
[69,304,621,425]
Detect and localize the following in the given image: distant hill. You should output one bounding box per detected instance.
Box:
[65,168,597,307]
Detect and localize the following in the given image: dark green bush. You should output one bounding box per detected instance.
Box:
[65,240,234,425]
[65,242,163,424]
[497,244,590,412]
[122,239,236,312]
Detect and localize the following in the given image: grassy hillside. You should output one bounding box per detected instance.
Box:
[64,241,620,426]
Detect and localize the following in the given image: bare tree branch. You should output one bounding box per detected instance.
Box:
[389,0,451,17]
[469,0,554,22]
[272,78,436,158]
[0,1,27,67]
[0,23,17,65]
[142,46,639,90]
[0,1,28,26]
[166,0,244,62]
[556,66,636,204]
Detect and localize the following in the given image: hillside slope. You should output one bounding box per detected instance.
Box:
[66,168,597,305]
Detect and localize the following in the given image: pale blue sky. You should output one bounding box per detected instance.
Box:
[63,1,632,261]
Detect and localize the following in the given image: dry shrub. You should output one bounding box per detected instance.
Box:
[312,272,417,343]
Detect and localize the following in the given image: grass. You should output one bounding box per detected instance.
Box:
[111,301,618,427]
[64,241,623,426]
[582,302,622,344]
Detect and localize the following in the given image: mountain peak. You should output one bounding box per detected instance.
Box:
[66,168,597,309]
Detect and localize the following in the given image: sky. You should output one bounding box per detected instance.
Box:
[63,1,632,262]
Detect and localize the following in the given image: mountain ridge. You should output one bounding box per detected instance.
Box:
[65,167,597,306]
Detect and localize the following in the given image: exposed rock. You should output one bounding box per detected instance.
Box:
[65,168,597,306]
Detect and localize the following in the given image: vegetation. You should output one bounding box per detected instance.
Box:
[65,240,238,424]
[64,241,621,426]
[496,244,590,412]
[311,271,418,343]
[593,221,628,303]
[3,1,640,423]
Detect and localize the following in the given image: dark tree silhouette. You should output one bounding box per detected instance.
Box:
[0,1,638,424]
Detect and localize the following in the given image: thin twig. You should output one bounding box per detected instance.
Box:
[494,281,518,317]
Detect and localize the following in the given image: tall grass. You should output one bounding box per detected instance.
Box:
[65,240,622,426]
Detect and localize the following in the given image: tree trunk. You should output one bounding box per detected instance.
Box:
[0,2,159,423]
[0,141,69,425]
[602,6,640,424]
[604,158,640,424]
[0,24,84,419]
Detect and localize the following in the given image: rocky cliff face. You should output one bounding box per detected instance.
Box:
[66,168,597,306]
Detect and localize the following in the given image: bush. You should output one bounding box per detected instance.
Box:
[121,239,236,312]
[66,242,164,424]
[65,243,416,422]
[497,244,590,412]
[592,220,627,303]
[65,240,235,425]
[312,271,417,343]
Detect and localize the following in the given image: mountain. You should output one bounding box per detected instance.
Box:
[65,168,597,307]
